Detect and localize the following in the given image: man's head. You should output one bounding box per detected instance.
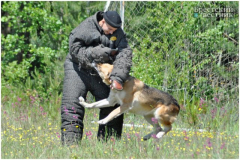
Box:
[99,11,122,35]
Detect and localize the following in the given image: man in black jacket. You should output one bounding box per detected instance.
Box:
[61,11,132,145]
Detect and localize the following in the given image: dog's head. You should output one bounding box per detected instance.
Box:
[94,63,113,85]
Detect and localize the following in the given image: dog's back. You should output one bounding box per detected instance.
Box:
[142,84,180,109]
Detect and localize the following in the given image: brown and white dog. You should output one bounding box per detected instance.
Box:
[79,63,180,140]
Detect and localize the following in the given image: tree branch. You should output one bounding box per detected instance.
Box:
[223,33,238,44]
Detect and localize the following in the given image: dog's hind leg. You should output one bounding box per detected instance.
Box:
[156,124,172,139]
[155,105,177,139]
[142,115,162,141]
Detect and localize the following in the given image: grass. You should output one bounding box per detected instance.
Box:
[1,84,239,159]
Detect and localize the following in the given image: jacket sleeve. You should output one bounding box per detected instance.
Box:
[110,32,132,84]
[68,15,111,68]
[69,26,101,69]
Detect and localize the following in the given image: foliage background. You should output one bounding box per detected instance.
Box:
[1,1,239,159]
[2,1,238,99]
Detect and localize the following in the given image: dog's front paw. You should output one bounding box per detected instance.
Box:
[79,96,85,103]
[79,96,92,108]
[98,119,107,125]
[79,96,87,107]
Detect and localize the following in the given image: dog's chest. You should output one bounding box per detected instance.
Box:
[113,90,126,105]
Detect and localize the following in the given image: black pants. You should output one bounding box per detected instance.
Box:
[61,58,123,145]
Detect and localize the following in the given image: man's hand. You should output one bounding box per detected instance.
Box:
[110,79,123,90]
[110,48,118,56]
[91,45,112,63]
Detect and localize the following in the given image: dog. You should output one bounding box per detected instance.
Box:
[79,63,180,140]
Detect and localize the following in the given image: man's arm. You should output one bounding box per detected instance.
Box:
[110,34,133,84]
[69,27,112,69]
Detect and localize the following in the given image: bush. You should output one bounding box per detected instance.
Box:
[129,1,238,100]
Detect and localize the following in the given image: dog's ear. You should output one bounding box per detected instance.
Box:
[92,62,99,72]
[96,63,103,71]
[107,71,110,77]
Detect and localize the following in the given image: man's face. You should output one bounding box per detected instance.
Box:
[102,19,118,35]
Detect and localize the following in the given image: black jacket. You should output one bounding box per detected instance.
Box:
[67,11,132,84]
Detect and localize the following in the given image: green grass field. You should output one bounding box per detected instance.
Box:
[1,84,239,159]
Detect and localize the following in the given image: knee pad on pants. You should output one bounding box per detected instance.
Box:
[61,100,85,144]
